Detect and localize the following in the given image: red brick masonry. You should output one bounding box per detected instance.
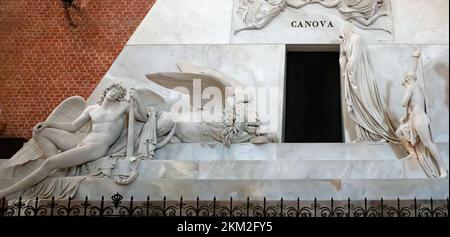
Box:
[0,0,155,138]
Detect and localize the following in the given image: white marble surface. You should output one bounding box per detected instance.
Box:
[90,44,286,136]
[125,0,450,45]
[155,143,278,160]
[392,0,449,44]
[46,178,450,200]
[92,0,449,143]
[196,160,435,179]
[368,45,425,120]
[115,160,199,180]
[1,175,448,200]
[4,177,446,201]
[421,45,449,143]
[2,143,447,185]
[342,44,450,143]
[1,143,448,200]
[277,143,404,161]
[153,142,449,161]
[127,0,233,45]
[342,44,426,142]
[231,0,394,44]
[108,158,448,180]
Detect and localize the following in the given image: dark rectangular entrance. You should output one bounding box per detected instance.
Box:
[284,51,343,143]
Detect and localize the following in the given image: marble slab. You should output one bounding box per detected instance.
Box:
[277,143,402,160]
[231,0,394,44]
[369,44,425,118]
[50,178,450,200]
[89,44,286,136]
[3,157,448,180]
[127,0,233,45]
[115,160,199,180]
[1,176,448,200]
[197,160,436,179]
[343,44,426,142]
[421,45,449,143]
[154,142,448,161]
[392,0,449,44]
[155,143,278,161]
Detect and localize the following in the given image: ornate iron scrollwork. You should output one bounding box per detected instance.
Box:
[0,195,448,217]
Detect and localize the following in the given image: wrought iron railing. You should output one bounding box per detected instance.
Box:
[0,194,448,217]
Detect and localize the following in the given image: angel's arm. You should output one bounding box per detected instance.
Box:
[45,108,91,132]
[133,99,148,122]
[412,49,421,74]
[129,89,149,122]
[401,86,413,107]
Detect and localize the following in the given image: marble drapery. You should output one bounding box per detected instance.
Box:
[340,24,399,143]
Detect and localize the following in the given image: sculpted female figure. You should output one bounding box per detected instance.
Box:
[339,23,398,143]
[396,50,448,178]
[0,84,149,199]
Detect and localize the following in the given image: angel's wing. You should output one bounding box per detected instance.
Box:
[177,63,246,89]
[133,88,171,111]
[3,96,88,168]
[235,0,255,34]
[146,64,251,108]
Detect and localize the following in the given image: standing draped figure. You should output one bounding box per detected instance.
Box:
[339,23,399,143]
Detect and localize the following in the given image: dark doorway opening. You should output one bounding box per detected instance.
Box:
[284,51,343,143]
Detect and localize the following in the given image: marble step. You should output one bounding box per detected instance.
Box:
[134,159,447,180]
[1,177,447,200]
[1,158,448,180]
[154,143,449,161]
[1,143,447,165]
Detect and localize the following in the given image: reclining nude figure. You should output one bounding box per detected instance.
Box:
[0,84,149,199]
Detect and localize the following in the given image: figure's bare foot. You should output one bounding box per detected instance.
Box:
[439,170,448,178]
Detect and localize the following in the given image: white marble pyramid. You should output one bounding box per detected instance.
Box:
[1,0,449,202]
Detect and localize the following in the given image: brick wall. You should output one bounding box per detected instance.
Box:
[0,0,156,139]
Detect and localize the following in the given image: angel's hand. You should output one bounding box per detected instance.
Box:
[413,49,421,58]
[129,88,139,101]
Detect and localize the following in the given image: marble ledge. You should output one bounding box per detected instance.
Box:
[154,143,449,161]
[1,158,448,180]
[41,178,450,200]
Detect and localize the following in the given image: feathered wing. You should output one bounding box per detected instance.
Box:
[3,96,89,168]
[145,63,250,108]
[177,63,246,89]
[133,87,171,112]
[236,0,253,23]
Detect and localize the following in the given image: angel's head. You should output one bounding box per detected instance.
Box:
[339,23,357,46]
[99,83,127,104]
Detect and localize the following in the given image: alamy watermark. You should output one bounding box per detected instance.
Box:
[166,79,279,133]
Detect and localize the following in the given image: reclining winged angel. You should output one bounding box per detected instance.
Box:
[0,64,277,200]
